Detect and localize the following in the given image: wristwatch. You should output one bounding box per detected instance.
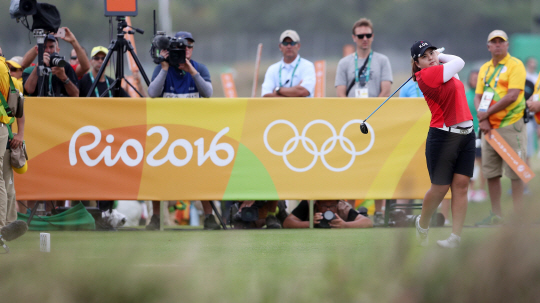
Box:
[275,87,281,95]
[62,78,70,85]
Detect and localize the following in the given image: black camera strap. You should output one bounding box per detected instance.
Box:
[346,55,369,96]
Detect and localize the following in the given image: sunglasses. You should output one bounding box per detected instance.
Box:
[281,41,298,46]
[9,68,21,72]
[356,33,373,39]
[92,56,106,61]
[70,56,78,60]
[186,44,194,49]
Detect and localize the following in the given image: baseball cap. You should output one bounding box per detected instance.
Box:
[45,34,57,42]
[279,30,300,43]
[6,56,23,69]
[175,31,195,42]
[410,40,437,59]
[487,30,508,42]
[91,46,109,58]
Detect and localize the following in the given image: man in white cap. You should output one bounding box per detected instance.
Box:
[474,29,527,226]
[78,46,128,97]
[261,29,315,97]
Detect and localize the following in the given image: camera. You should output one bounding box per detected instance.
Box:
[49,52,66,67]
[151,31,187,67]
[316,210,336,229]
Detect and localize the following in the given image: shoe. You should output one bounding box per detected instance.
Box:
[145,214,160,230]
[265,215,282,229]
[373,212,385,227]
[437,233,461,248]
[415,215,429,247]
[475,211,503,226]
[204,214,221,230]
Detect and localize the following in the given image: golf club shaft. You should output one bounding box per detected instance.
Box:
[363,76,413,122]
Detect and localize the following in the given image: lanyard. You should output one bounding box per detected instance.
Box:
[89,72,112,97]
[48,73,53,96]
[279,57,301,87]
[355,51,373,85]
[483,64,504,89]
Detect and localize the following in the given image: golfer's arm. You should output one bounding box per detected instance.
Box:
[336,85,347,97]
[484,89,521,117]
[378,81,392,97]
[283,214,309,228]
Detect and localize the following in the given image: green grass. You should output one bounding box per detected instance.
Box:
[2,224,539,302]
[2,161,540,302]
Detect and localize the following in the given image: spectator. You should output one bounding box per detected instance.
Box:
[335,18,393,98]
[21,27,90,80]
[0,47,17,228]
[335,18,393,225]
[6,56,24,88]
[283,200,372,228]
[78,46,129,97]
[258,29,316,227]
[69,46,90,80]
[261,29,316,97]
[22,34,79,97]
[474,30,527,225]
[147,31,212,98]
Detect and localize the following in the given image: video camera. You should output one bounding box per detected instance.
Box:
[10,0,61,33]
[150,31,187,67]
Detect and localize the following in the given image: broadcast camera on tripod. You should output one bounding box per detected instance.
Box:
[10,0,63,97]
[86,0,150,97]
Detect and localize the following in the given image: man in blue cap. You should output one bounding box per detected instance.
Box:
[147,31,212,98]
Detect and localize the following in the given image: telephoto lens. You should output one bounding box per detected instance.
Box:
[49,52,66,67]
[316,210,336,228]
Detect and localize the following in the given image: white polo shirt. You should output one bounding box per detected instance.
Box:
[261,55,316,97]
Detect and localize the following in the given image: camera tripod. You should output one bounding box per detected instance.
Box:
[87,16,150,97]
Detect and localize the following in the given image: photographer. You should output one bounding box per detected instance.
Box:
[22,34,79,97]
[283,200,373,229]
[147,31,212,98]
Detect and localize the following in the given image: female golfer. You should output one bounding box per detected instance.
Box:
[411,41,475,248]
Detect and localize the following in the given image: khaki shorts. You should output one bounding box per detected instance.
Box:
[481,119,527,180]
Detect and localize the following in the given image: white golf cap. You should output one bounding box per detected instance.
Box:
[487,30,508,42]
[280,30,300,43]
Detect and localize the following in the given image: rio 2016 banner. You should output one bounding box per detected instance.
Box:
[16,97,433,201]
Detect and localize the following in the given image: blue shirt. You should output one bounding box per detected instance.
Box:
[399,80,424,98]
[261,55,316,97]
[151,59,211,98]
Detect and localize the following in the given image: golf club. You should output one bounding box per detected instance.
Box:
[359,47,445,134]
[359,76,413,134]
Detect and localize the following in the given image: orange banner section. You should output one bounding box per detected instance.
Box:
[221,73,238,98]
[314,60,326,98]
[16,97,436,201]
[485,130,535,183]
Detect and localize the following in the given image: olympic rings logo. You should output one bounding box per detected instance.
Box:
[263,119,375,172]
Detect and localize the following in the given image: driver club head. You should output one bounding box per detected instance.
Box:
[360,122,369,134]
